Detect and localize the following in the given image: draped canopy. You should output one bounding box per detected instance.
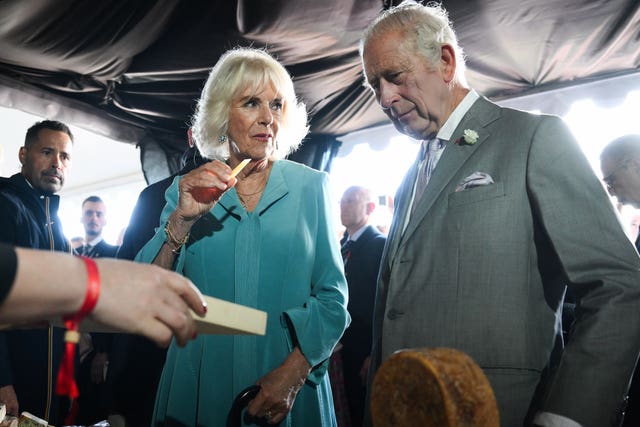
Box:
[1,0,639,178]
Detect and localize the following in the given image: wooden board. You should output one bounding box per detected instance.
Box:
[194,295,267,335]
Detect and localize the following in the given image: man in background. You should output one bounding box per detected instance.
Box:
[79,196,119,258]
[339,186,386,426]
[601,135,640,249]
[77,195,118,424]
[600,134,640,426]
[0,120,74,424]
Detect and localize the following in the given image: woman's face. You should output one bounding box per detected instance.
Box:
[227,81,283,161]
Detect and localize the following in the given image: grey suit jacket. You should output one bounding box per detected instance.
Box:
[370,97,640,427]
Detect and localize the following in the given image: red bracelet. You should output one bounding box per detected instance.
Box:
[66,256,101,321]
[56,256,101,407]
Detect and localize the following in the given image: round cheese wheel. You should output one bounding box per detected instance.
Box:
[371,347,499,427]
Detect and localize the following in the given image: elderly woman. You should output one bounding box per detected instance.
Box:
[137,47,350,426]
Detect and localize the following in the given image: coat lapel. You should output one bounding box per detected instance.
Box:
[217,161,289,218]
[384,156,421,266]
[400,97,501,245]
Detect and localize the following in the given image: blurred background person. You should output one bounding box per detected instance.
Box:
[600,134,640,426]
[601,134,640,250]
[79,196,118,258]
[337,186,386,427]
[76,195,119,424]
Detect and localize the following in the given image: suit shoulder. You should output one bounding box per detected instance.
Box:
[498,103,564,128]
[361,225,387,244]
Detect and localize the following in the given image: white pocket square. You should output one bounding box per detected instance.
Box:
[455,171,494,192]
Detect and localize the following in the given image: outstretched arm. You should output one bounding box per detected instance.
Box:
[1,246,208,348]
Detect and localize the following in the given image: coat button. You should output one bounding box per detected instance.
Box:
[387,308,403,320]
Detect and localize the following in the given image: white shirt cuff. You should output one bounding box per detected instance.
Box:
[533,411,583,427]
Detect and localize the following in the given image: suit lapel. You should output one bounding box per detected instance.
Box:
[401,97,501,244]
[384,156,421,266]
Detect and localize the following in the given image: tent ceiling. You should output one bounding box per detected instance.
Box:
[0,0,639,153]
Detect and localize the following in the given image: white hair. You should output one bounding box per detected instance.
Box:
[191,47,309,160]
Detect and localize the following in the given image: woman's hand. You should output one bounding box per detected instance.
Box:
[247,347,311,424]
[175,160,238,222]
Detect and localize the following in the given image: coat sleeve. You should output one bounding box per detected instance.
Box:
[0,197,19,386]
[135,177,188,272]
[527,116,640,427]
[283,172,350,384]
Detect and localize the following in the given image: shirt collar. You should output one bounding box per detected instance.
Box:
[347,225,368,242]
[436,89,480,142]
[86,236,103,247]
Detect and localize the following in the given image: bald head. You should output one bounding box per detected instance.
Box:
[600,135,640,208]
[340,186,376,236]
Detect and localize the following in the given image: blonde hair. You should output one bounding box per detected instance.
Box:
[360,0,467,87]
[191,47,309,160]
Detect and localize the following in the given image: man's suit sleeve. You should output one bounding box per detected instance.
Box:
[526,116,640,426]
[0,197,18,386]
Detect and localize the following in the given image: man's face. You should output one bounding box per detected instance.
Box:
[340,188,371,229]
[362,28,452,140]
[601,155,640,208]
[81,201,107,238]
[19,129,72,194]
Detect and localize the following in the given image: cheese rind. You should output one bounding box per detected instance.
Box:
[371,347,499,427]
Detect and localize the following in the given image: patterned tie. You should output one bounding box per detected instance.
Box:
[412,137,445,214]
[341,240,354,264]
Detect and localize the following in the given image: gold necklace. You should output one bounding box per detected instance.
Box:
[236,188,264,197]
[235,162,271,209]
[236,181,266,210]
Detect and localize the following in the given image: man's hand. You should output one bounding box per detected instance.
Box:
[0,385,18,415]
[90,352,109,384]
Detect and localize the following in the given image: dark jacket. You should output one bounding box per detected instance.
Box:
[81,239,119,259]
[0,173,71,424]
[340,225,386,361]
[339,224,386,426]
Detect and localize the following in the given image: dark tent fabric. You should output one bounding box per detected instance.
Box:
[1,0,639,179]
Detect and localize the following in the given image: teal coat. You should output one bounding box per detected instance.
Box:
[137,160,350,426]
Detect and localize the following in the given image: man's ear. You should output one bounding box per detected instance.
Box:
[18,146,27,166]
[366,201,376,215]
[440,44,457,84]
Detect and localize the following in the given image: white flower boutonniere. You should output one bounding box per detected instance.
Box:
[456,129,479,146]
[463,129,479,144]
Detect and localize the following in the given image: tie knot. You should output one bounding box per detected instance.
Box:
[82,244,94,257]
[429,138,445,153]
[420,138,443,160]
